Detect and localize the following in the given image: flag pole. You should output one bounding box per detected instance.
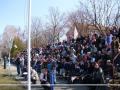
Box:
[27,0,31,90]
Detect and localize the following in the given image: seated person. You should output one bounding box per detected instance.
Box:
[40,68,50,90]
[31,67,39,84]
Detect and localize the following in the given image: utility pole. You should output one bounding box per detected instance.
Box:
[27,0,31,90]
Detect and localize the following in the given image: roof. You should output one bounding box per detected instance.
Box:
[66,23,108,37]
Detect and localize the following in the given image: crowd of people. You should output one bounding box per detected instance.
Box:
[15,27,120,90]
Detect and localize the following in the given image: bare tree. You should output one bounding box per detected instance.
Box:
[67,10,91,36]
[113,1,120,28]
[2,26,18,50]
[31,17,43,47]
[78,0,120,34]
[46,7,66,44]
[1,25,18,58]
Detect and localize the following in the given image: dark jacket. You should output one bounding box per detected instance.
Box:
[15,57,20,65]
[92,68,105,84]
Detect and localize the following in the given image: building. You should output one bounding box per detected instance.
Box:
[66,23,108,40]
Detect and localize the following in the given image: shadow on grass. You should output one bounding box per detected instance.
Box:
[0,74,16,80]
[1,74,9,77]
[0,86,26,90]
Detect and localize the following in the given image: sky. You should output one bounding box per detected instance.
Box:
[0,0,80,35]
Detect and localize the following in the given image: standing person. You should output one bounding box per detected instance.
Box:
[117,28,120,43]
[104,60,113,79]
[33,54,39,70]
[36,60,42,75]
[4,56,7,69]
[20,54,25,76]
[91,63,105,90]
[15,54,21,76]
[111,37,116,55]
[50,68,55,90]
[105,33,113,47]
[59,59,65,77]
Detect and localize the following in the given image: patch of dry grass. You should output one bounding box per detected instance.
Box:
[0,66,25,90]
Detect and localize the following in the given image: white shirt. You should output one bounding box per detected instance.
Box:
[40,73,47,81]
[31,69,39,80]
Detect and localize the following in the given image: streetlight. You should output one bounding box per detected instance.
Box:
[27,0,31,90]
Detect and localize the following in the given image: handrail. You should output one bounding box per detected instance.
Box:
[112,52,120,84]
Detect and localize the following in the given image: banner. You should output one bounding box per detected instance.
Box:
[74,26,78,39]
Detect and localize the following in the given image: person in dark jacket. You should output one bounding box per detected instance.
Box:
[91,63,105,90]
[15,54,21,75]
[104,60,113,79]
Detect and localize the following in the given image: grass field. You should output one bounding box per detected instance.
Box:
[0,66,25,90]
